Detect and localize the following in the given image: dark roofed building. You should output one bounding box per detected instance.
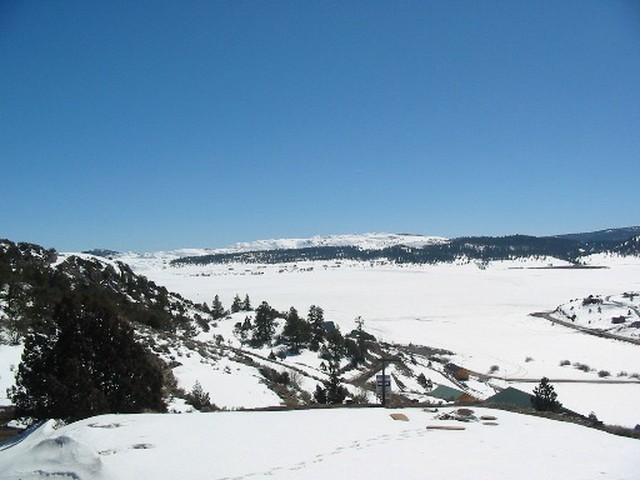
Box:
[429,384,466,402]
[485,387,533,409]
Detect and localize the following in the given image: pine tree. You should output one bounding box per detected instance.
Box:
[186,380,213,411]
[532,377,562,412]
[313,384,327,404]
[9,291,166,421]
[308,305,325,351]
[211,294,226,319]
[320,329,345,364]
[242,294,252,311]
[352,316,368,364]
[231,294,243,313]
[281,306,311,354]
[325,365,347,404]
[233,316,252,343]
[251,301,277,347]
[318,329,347,404]
[3,282,30,345]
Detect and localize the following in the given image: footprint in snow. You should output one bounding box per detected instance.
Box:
[88,422,122,429]
[131,443,154,450]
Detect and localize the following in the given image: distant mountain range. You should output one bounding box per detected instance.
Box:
[159,226,640,267]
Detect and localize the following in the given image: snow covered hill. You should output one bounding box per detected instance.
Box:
[221,232,449,252]
[107,232,448,270]
[554,292,640,342]
[105,229,640,271]
[2,234,640,479]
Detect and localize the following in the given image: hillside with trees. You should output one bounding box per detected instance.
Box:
[171,230,640,267]
[0,240,217,420]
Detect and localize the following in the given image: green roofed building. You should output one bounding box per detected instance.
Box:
[429,384,466,402]
[485,387,533,409]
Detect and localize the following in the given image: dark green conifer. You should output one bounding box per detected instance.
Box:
[532,377,562,412]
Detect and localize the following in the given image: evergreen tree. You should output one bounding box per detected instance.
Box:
[211,294,226,319]
[9,291,166,421]
[243,315,252,330]
[186,380,213,411]
[308,305,325,351]
[313,384,327,404]
[318,329,348,404]
[233,316,252,343]
[251,301,277,347]
[325,364,347,404]
[351,316,368,364]
[320,329,346,364]
[313,374,347,405]
[242,294,252,311]
[281,306,311,354]
[3,282,30,345]
[532,377,562,412]
[231,294,243,313]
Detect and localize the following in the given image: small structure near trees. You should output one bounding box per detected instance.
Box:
[485,387,533,409]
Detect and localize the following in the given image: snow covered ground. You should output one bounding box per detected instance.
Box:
[555,291,640,340]
[2,241,640,480]
[1,407,639,480]
[121,253,640,427]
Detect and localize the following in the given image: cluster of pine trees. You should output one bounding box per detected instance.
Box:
[227,301,372,405]
[8,288,166,421]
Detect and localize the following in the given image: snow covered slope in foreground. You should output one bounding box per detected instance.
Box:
[1,408,638,480]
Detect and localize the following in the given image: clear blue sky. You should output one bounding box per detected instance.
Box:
[2,1,639,252]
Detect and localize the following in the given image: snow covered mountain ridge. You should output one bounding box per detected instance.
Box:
[219,232,448,253]
[93,232,447,258]
[87,227,640,263]
[88,233,449,269]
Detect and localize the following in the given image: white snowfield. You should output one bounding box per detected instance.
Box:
[2,235,640,479]
[122,248,640,428]
[1,408,639,480]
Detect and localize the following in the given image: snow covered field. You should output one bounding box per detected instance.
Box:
[2,243,640,480]
[2,407,639,480]
[121,253,640,427]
